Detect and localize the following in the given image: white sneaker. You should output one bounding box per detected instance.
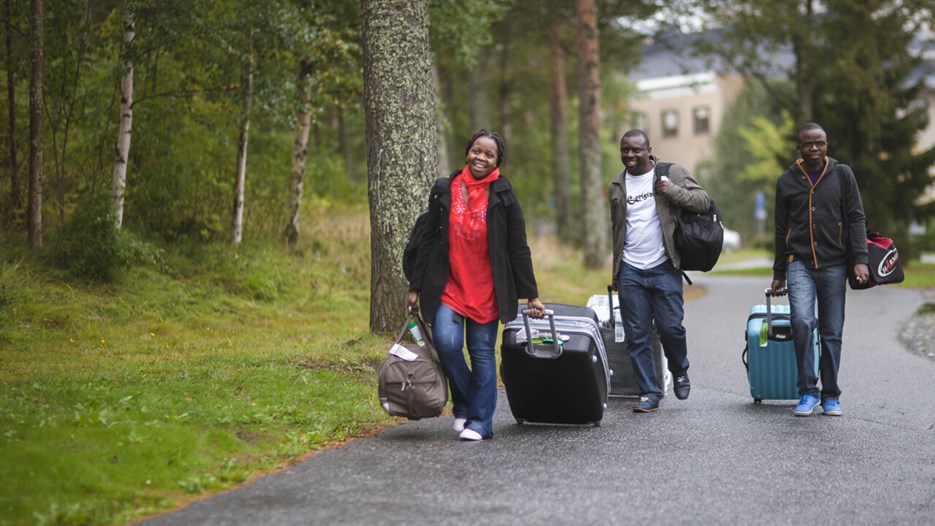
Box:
[459,428,483,441]
[453,418,467,432]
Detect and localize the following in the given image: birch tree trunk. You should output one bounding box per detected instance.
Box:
[4,0,19,212]
[231,30,254,245]
[361,0,438,333]
[548,24,573,241]
[575,0,608,268]
[283,58,312,246]
[112,10,134,230]
[28,0,43,249]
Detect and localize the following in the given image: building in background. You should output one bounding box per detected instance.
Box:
[623,29,934,179]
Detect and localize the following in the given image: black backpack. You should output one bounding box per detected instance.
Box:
[403,178,449,283]
[655,162,724,273]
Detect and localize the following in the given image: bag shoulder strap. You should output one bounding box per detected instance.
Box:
[653,161,672,183]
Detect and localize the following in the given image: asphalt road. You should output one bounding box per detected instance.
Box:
[141,275,935,526]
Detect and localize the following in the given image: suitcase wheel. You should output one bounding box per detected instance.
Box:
[592,421,601,428]
[753,398,762,404]
[515,418,526,426]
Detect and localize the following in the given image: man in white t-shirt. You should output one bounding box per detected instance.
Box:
[608,129,712,412]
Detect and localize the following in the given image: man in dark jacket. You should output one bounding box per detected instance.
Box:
[769,122,869,417]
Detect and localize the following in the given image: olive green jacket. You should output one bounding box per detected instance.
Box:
[608,159,711,284]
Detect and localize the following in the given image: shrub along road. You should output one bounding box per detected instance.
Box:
[140,275,935,525]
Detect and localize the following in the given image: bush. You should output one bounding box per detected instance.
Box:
[50,192,129,282]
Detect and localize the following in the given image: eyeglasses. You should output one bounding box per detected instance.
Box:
[799,141,827,150]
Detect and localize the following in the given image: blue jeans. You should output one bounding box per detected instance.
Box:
[617,260,689,398]
[786,259,846,400]
[432,302,499,439]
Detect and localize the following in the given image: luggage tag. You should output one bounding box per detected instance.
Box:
[516,328,569,344]
[532,333,570,344]
[389,343,419,361]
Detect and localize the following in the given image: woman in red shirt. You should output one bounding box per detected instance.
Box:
[407,130,545,441]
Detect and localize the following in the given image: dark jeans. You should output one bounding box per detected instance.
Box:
[786,259,846,400]
[618,260,689,398]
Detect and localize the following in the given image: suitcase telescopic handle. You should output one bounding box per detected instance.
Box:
[763,288,788,338]
[521,309,561,357]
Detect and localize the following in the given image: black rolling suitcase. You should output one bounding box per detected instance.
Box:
[587,286,669,397]
[500,304,610,426]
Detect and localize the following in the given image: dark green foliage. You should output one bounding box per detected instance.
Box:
[50,191,128,282]
[814,1,935,253]
[706,80,794,244]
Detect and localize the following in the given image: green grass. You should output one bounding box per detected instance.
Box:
[0,209,623,526]
[0,208,392,526]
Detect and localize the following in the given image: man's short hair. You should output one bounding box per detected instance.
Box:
[798,122,825,135]
[621,129,651,147]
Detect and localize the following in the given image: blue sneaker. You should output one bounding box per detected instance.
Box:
[822,398,842,416]
[793,393,820,416]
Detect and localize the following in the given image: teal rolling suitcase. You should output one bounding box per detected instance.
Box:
[742,289,819,403]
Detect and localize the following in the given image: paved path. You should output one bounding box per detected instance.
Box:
[142,276,935,526]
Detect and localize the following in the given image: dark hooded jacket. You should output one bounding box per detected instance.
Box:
[772,156,868,280]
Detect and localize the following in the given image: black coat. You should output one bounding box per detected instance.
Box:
[408,171,539,324]
[772,157,868,280]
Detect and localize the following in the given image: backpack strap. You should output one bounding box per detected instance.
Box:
[653,161,693,285]
[653,161,672,183]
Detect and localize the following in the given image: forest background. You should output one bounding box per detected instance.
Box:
[1,0,934,524]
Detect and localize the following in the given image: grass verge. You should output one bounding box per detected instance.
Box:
[0,209,621,525]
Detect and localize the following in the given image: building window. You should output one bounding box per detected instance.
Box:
[693,105,711,135]
[632,112,647,132]
[661,109,679,138]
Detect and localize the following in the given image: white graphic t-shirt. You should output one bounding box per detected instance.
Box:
[623,167,667,270]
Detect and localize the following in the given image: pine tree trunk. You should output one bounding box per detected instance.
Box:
[468,45,490,131]
[112,10,134,230]
[283,59,312,246]
[361,0,438,333]
[790,0,822,127]
[548,25,573,241]
[4,0,19,213]
[231,30,254,245]
[27,0,43,249]
[575,0,608,268]
[498,31,512,141]
[431,58,449,176]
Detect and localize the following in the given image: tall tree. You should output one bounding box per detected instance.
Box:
[814,0,935,240]
[683,0,822,124]
[112,7,134,230]
[230,28,254,245]
[362,0,438,333]
[575,0,608,268]
[686,0,935,241]
[4,0,20,213]
[44,0,96,224]
[283,57,312,246]
[548,24,573,241]
[27,0,43,249]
